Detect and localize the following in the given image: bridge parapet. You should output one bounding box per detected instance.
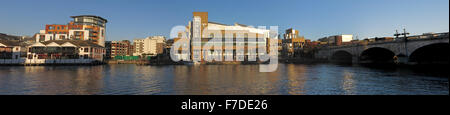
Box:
[315,35,449,64]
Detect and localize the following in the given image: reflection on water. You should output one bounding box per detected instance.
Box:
[0,64,448,95]
[342,71,355,95]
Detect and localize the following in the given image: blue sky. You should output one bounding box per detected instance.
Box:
[0,0,448,41]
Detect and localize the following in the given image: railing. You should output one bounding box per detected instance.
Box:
[0,58,101,65]
[0,59,25,64]
[321,34,449,50]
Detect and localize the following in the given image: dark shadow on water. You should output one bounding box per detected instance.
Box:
[359,63,398,70]
[409,64,449,77]
[331,62,353,67]
[356,63,449,78]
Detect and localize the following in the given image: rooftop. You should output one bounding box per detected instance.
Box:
[0,40,20,46]
[208,21,228,26]
[70,15,108,23]
[40,40,104,47]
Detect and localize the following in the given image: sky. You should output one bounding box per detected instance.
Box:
[0,0,448,41]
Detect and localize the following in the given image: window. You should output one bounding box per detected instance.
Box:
[84,48,89,52]
[84,54,89,59]
[49,26,54,30]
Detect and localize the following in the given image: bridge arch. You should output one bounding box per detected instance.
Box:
[409,43,449,65]
[331,50,353,64]
[360,47,396,64]
[407,38,449,56]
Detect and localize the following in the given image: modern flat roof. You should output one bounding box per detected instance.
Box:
[70,15,108,23]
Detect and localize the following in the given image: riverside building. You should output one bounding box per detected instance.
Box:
[174,12,277,63]
[0,40,25,64]
[133,36,166,57]
[26,40,105,64]
[34,15,108,47]
[282,28,306,57]
[105,40,133,59]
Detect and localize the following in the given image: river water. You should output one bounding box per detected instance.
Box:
[0,64,448,95]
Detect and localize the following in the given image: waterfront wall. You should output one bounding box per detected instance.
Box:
[0,58,102,65]
[0,59,25,64]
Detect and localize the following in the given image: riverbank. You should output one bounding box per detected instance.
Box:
[107,60,149,65]
[279,58,328,64]
[0,61,106,66]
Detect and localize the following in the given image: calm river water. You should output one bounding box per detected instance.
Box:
[0,64,448,95]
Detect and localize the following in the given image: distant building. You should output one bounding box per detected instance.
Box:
[0,40,23,60]
[169,37,189,60]
[282,28,306,57]
[166,32,183,49]
[127,41,135,56]
[113,40,132,57]
[34,15,108,47]
[26,40,105,64]
[284,28,300,39]
[165,39,175,49]
[105,41,112,59]
[318,35,353,46]
[372,37,394,42]
[133,36,166,57]
[105,40,135,59]
[277,39,283,52]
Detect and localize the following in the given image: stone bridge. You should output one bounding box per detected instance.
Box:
[315,34,449,65]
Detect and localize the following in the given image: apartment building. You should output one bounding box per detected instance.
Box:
[133,36,166,57]
[34,15,108,47]
[105,40,133,59]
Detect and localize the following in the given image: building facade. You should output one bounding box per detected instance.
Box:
[0,40,23,60]
[106,40,133,59]
[282,28,306,57]
[34,15,108,47]
[26,40,105,64]
[105,41,112,59]
[133,36,166,57]
[284,28,300,39]
[174,12,275,62]
[318,34,353,46]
